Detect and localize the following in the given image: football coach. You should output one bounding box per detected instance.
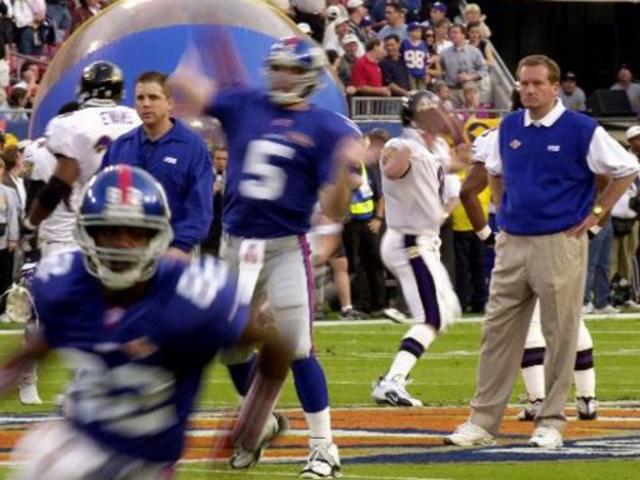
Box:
[446,54,639,449]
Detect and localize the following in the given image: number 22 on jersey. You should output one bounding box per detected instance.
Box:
[239,139,294,201]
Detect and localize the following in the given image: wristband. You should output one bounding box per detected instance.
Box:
[476,225,492,241]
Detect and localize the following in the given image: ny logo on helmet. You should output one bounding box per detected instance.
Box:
[106,186,144,216]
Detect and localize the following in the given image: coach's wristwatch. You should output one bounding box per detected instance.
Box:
[592,205,604,218]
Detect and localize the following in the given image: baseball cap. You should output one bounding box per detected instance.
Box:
[626,125,640,141]
[407,21,421,32]
[347,0,364,8]
[297,22,312,35]
[326,5,341,21]
[562,71,577,82]
[335,15,350,25]
[342,33,359,46]
[465,3,481,13]
[432,2,447,13]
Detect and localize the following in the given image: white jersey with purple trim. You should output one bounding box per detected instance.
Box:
[45,105,141,184]
[381,128,449,237]
[40,106,141,245]
[471,127,498,165]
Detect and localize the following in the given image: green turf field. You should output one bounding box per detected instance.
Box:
[1,317,640,479]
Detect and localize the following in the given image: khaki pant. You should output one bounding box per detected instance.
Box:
[610,221,639,283]
[469,231,588,434]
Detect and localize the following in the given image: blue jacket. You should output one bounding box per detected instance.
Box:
[101,119,213,252]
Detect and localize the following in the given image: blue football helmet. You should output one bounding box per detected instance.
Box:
[264,36,324,106]
[74,165,173,290]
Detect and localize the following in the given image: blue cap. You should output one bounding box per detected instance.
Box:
[407,21,421,32]
[432,2,447,12]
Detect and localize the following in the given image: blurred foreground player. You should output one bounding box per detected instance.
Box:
[171,35,363,478]
[0,165,291,480]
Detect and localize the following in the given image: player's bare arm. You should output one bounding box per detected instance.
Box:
[381,143,411,180]
[26,155,78,228]
[488,174,504,210]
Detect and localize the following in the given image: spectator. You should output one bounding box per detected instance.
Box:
[379,33,410,96]
[14,61,41,104]
[346,0,368,43]
[433,18,452,54]
[627,125,640,158]
[457,3,491,39]
[348,37,391,97]
[433,79,455,112]
[201,145,227,257]
[70,0,100,34]
[360,15,377,41]
[1,146,27,217]
[0,158,18,319]
[429,2,449,27]
[467,21,495,69]
[0,5,11,89]
[291,0,325,43]
[337,34,359,87]
[324,15,364,57]
[610,176,639,306]
[326,48,341,79]
[460,81,491,120]
[378,2,407,42]
[559,71,586,112]
[401,22,429,90]
[13,0,47,55]
[3,88,30,123]
[101,71,213,258]
[610,65,640,114]
[440,24,488,106]
[46,0,71,43]
[423,25,437,55]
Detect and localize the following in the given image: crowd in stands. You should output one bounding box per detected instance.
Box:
[1,0,640,323]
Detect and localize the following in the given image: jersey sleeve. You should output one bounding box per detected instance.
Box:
[205,87,253,127]
[165,256,250,359]
[45,113,92,162]
[317,113,363,186]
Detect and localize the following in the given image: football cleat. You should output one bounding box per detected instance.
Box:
[18,384,43,405]
[230,412,288,469]
[300,442,341,479]
[576,396,598,420]
[517,398,544,421]
[371,374,423,407]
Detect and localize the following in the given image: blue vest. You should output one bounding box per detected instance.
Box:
[497,109,598,235]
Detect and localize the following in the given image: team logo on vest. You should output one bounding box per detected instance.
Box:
[547,145,561,152]
[509,139,522,150]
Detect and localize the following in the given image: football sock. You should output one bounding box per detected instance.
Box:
[574,348,596,397]
[520,347,545,400]
[292,357,333,446]
[386,324,435,380]
[227,355,257,396]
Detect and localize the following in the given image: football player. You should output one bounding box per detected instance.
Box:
[460,120,598,422]
[170,36,364,478]
[0,165,291,480]
[371,90,462,407]
[16,61,141,405]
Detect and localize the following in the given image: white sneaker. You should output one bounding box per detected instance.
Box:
[443,422,495,447]
[371,374,423,407]
[581,303,594,315]
[624,299,640,309]
[230,412,288,469]
[18,384,42,405]
[576,396,598,420]
[300,442,341,479]
[593,304,620,315]
[529,426,563,448]
[517,398,544,421]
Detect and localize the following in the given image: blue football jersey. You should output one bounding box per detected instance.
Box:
[32,251,249,463]
[400,39,429,79]
[207,87,360,238]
